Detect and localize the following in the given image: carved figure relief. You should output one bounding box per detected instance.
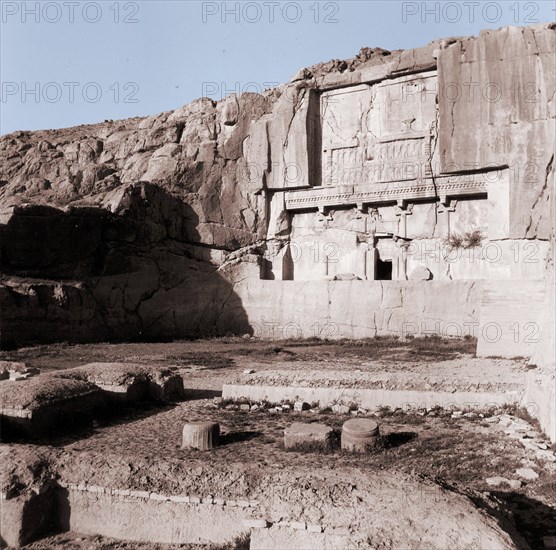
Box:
[321,73,437,187]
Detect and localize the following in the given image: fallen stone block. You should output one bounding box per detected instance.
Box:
[147,368,185,401]
[537,450,556,462]
[485,477,521,490]
[284,422,334,451]
[1,361,40,382]
[9,373,32,381]
[0,361,28,373]
[519,439,539,452]
[515,467,539,481]
[409,266,432,280]
[332,273,361,281]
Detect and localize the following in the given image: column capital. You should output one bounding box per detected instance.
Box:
[317,206,333,223]
[395,202,414,216]
[437,198,458,213]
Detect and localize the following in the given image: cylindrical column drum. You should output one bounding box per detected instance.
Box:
[182,421,220,450]
[341,418,380,452]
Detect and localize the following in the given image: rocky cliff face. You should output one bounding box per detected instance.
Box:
[0,24,554,350]
[0,93,274,250]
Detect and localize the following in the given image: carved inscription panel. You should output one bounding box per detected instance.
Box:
[321,72,438,187]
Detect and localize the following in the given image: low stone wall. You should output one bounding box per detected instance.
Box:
[1,278,483,346]
[250,525,349,550]
[235,280,482,340]
[58,485,253,545]
[222,384,519,411]
[1,475,518,549]
[522,370,556,442]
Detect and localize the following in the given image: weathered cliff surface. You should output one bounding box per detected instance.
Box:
[438,24,555,239]
[0,23,554,350]
[0,93,273,250]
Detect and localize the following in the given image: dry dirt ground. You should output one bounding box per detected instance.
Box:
[1,337,554,549]
[0,336,530,393]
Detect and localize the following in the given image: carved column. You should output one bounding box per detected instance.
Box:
[355,202,366,220]
[365,244,376,280]
[395,200,414,239]
[355,204,369,278]
[316,205,333,225]
[394,201,413,280]
[437,197,458,237]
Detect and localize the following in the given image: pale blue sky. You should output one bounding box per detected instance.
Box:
[1,0,554,135]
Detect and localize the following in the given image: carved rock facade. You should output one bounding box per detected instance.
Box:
[0,25,554,376]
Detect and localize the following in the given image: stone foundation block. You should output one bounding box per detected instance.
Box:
[284,422,334,450]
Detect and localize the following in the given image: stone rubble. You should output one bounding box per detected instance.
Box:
[485,477,522,490]
[515,468,539,481]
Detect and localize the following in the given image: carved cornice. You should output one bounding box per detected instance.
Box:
[284,174,490,211]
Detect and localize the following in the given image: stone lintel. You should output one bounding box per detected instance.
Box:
[285,175,489,212]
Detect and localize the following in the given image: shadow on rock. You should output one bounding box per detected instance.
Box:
[0,182,255,349]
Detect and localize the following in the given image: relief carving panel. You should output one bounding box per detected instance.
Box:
[321,72,438,187]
